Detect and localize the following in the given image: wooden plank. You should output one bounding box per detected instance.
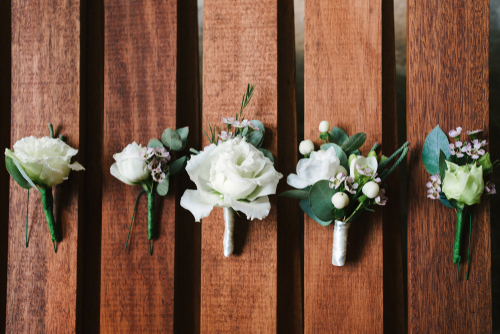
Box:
[101,1,177,332]
[407,0,491,332]
[6,0,82,332]
[0,0,11,331]
[201,0,298,332]
[303,0,394,332]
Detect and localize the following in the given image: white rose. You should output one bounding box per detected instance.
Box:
[350,155,378,182]
[181,136,283,222]
[319,120,330,133]
[287,146,341,189]
[5,136,84,188]
[299,139,314,155]
[110,142,149,185]
[362,181,380,199]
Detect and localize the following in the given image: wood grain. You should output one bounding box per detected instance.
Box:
[101,1,177,332]
[201,0,298,332]
[407,0,491,332]
[304,0,400,332]
[7,0,82,332]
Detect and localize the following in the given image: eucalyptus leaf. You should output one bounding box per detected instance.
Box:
[147,138,164,148]
[280,189,309,199]
[439,150,447,180]
[161,128,183,151]
[330,127,348,145]
[320,143,348,170]
[170,156,187,176]
[258,148,274,164]
[351,149,361,156]
[299,198,333,226]
[156,171,170,196]
[176,127,189,150]
[341,133,366,153]
[439,194,458,209]
[422,125,450,175]
[245,120,265,148]
[309,180,338,221]
[5,156,32,189]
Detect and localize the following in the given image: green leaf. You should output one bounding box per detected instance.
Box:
[299,199,333,226]
[147,138,164,148]
[439,150,447,181]
[280,189,309,199]
[319,132,329,141]
[258,148,274,164]
[334,208,345,220]
[169,156,187,176]
[309,180,338,222]
[161,128,183,151]
[320,143,348,170]
[439,194,458,209]
[245,120,265,148]
[330,127,348,145]
[422,125,450,175]
[156,171,170,196]
[176,127,189,150]
[341,133,367,153]
[5,156,32,189]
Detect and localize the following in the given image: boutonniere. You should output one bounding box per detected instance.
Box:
[422,125,497,280]
[111,127,189,255]
[180,84,283,257]
[281,121,409,266]
[4,123,85,252]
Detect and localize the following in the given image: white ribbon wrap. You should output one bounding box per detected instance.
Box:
[332,220,351,266]
[223,207,235,257]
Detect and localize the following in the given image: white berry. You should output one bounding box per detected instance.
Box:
[319,120,330,133]
[332,192,349,209]
[299,140,315,155]
[362,181,380,199]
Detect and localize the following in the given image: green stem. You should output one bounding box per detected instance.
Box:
[452,209,464,264]
[40,187,61,245]
[25,189,29,247]
[124,190,146,253]
[147,188,155,256]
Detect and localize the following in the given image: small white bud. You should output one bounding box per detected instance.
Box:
[332,192,349,209]
[299,140,315,155]
[336,166,347,176]
[362,181,380,199]
[319,120,330,133]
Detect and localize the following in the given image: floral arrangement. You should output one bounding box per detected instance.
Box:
[422,125,497,280]
[282,120,409,266]
[4,123,85,252]
[110,127,189,255]
[180,84,283,257]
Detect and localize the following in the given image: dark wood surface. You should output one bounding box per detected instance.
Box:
[407,0,491,332]
[304,0,394,332]
[6,0,82,332]
[101,1,177,332]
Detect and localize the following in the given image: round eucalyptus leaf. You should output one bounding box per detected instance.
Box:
[156,171,170,196]
[147,138,164,148]
[161,128,183,151]
[309,180,338,222]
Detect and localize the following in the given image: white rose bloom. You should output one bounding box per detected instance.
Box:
[287,146,341,189]
[349,155,378,180]
[181,136,283,222]
[110,142,149,185]
[5,136,84,188]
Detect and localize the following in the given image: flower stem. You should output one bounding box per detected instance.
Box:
[40,187,61,247]
[25,189,29,248]
[147,188,155,256]
[223,207,235,257]
[332,221,351,266]
[452,209,464,265]
[124,189,146,253]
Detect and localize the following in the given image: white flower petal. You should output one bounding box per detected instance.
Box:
[227,195,271,221]
[186,143,218,192]
[110,163,135,186]
[287,173,311,189]
[180,190,223,222]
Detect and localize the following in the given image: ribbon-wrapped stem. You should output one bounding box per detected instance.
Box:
[147,187,155,256]
[453,209,464,265]
[223,207,235,257]
[39,187,61,251]
[332,220,351,266]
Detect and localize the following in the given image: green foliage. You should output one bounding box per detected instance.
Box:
[147,138,164,148]
[439,149,447,180]
[341,133,366,153]
[299,199,332,226]
[176,127,189,151]
[320,143,348,170]
[422,125,450,175]
[156,171,170,196]
[5,156,32,190]
[240,84,255,116]
[161,128,183,151]
[329,127,348,145]
[246,120,265,148]
[169,156,187,176]
[309,180,338,221]
[280,189,309,199]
